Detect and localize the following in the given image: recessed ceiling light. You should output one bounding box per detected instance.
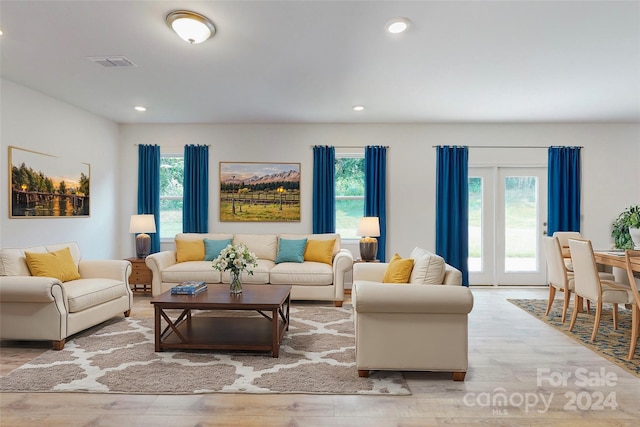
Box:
[353,105,365,112]
[134,106,147,112]
[386,17,410,34]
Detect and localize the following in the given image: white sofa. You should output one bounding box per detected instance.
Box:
[0,242,133,350]
[145,233,353,306]
[351,247,474,380]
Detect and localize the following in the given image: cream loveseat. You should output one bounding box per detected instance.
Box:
[145,233,353,306]
[0,242,133,350]
[351,247,474,380]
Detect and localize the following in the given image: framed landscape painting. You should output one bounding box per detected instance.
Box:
[9,146,90,218]
[219,162,300,222]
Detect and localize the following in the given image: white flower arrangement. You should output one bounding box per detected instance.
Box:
[211,243,258,276]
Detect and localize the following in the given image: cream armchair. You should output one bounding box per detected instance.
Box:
[0,242,133,350]
[351,248,473,380]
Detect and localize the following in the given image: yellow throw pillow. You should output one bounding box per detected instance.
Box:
[25,247,81,282]
[382,253,414,284]
[175,239,205,263]
[304,239,336,265]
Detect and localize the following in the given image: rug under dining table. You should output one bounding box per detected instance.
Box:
[509,299,640,378]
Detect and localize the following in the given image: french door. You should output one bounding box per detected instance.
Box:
[469,167,548,286]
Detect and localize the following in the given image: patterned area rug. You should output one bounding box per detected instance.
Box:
[509,299,639,378]
[0,304,410,395]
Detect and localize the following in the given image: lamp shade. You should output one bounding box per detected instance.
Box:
[166,10,215,44]
[129,214,156,234]
[357,217,380,237]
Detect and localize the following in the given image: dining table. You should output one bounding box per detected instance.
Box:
[593,250,640,274]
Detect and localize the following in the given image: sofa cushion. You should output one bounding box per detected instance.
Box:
[304,239,336,265]
[176,239,205,263]
[162,261,222,284]
[221,259,273,284]
[204,238,232,261]
[233,234,277,261]
[0,242,81,277]
[382,254,414,283]
[279,233,341,255]
[270,261,334,285]
[409,247,446,285]
[45,242,82,266]
[62,278,128,313]
[275,238,307,264]
[0,246,45,276]
[25,247,81,282]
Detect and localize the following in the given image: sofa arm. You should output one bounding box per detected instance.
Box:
[353,283,473,314]
[146,251,177,272]
[443,264,463,286]
[0,276,65,303]
[353,262,388,282]
[146,251,178,296]
[331,249,353,302]
[78,260,132,283]
[334,249,354,275]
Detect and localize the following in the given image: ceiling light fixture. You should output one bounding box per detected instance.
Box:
[386,17,410,34]
[134,106,147,112]
[353,105,365,112]
[166,10,215,44]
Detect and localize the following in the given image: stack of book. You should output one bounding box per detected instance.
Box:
[171,281,207,295]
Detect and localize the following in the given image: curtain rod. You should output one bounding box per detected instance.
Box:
[134,144,211,146]
[311,145,389,149]
[431,145,582,149]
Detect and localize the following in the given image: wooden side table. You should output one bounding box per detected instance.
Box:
[125,257,152,293]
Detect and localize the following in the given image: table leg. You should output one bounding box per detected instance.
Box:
[272,307,279,357]
[285,294,290,331]
[154,305,161,352]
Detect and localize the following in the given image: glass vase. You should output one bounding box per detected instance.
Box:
[230,270,243,294]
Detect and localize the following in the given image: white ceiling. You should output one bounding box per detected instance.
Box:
[1,0,639,124]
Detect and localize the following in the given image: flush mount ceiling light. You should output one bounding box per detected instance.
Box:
[353,105,365,112]
[166,10,215,44]
[134,106,147,112]
[386,17,410,34]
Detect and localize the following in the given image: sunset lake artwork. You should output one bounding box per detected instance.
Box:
[9,146,90,217]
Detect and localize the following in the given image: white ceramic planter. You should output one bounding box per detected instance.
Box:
[629,227,640,249]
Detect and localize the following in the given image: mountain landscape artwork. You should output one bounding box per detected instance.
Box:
[219,162,300,222]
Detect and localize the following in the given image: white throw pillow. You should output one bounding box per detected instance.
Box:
[408,247,446,285]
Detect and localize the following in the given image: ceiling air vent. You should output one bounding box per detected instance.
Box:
[88,56,137,68]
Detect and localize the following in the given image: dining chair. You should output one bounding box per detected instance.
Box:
[568,238,634,342]
[624,250,640,360]
[553,231,582,268]
[543,236,612,321]
[542,236,573,323]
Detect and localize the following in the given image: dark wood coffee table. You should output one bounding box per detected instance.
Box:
[151,284,291,357]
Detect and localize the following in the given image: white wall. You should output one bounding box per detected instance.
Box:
[119,122,640,259]
[1,80,637,261]
[0,79,121,259]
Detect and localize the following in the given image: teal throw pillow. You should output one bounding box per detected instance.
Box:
[204,238,233,261]
[275,238,308,264]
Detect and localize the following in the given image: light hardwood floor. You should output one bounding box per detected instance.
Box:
[1,287,639,426]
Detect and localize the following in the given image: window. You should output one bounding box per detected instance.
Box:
[335,154,365,239]
[159,155,184,239]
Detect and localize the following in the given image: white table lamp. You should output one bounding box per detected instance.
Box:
[357,217,380,261]
[129,214,156,258]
